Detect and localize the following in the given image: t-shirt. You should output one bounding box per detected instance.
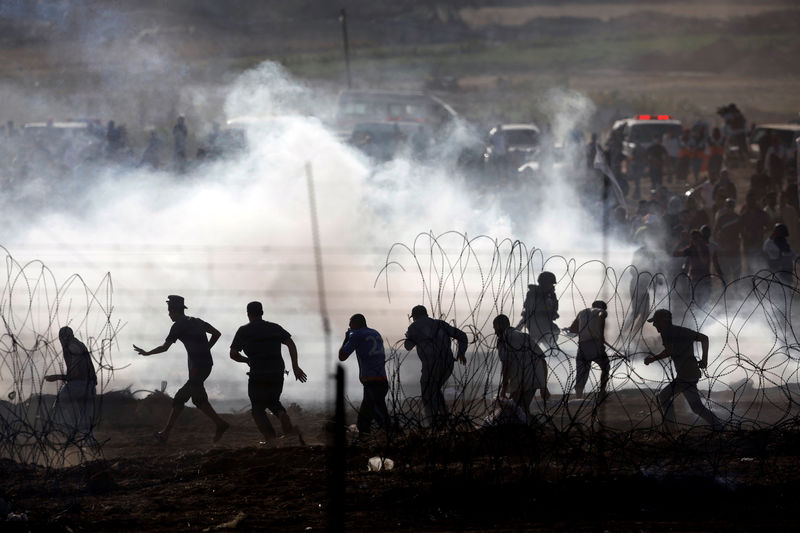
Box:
[340,327,387,383]
[166,316,214,370]
[659,325,701,380]
[576,307,606,344]
[404,317,468,368]
[497,328,545,390]
[63,338,97,384]
[230,319,291,377]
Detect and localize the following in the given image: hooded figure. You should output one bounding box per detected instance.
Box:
[44,327,97,443]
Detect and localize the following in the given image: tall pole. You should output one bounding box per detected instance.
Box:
[328,365,346,531]
[339,8,352,89]
[306,161,344,530]
[602,172,609,279]
[305,162,332,371]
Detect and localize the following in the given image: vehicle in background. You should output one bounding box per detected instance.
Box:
[748,123,800,163]
[518,142,566,179]
[23,120,98,141]
[609,115,683,159]
[483,123,541,171]
[348,121,430,162]
[333,90,457,138]
[22,120,104,165]
[221,115,298,156]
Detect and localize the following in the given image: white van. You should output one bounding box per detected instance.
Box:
[334,90,457,135]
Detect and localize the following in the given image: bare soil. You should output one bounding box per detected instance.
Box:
[3,392,800,531]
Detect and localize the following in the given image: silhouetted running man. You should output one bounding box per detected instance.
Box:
[645,309,723,431]
[229,301,307,445]
[339,313,390,437]
[44,326,98,446]
[133,295,230,444]
[404,305,468,429]
[568,300,610,401]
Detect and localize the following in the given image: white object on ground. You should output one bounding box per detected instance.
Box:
[368,457,395,472]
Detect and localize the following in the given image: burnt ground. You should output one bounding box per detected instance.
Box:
[3,392,800,532]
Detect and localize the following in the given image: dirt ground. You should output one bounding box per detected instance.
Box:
[3,390,800,532]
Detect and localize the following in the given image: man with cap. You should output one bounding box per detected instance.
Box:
[567,300,610,401]
[493,314,549,418]
[133,295,230,444]
[404,305,468,429]
[339,313,391,437]
[44,326,98,446]
[518,271,560,352]
[645,309,723,431]
[230,301,307,445]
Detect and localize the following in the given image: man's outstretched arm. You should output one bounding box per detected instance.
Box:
[644,350,669,365]
[133,342,172,356]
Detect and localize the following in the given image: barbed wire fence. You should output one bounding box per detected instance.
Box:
[4,231,800,483]
[0,246,119,467]
[365,231,800,483]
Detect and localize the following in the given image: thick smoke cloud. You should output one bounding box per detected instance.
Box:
[1,56,610,406]
[3,48,787,414]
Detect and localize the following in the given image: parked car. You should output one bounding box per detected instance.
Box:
[748,123,800,163]
[483,123,541,170]
[333,90,457,139]
[608,115,683,159]
[348,121,428,162]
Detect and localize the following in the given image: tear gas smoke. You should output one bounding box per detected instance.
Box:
[1,60,797,420]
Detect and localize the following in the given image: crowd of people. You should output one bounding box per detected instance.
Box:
[620,174,795,291]
[48,282,731,451]
[598,127,799,309]
[0,116,240,188]
[602,106,792,198]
